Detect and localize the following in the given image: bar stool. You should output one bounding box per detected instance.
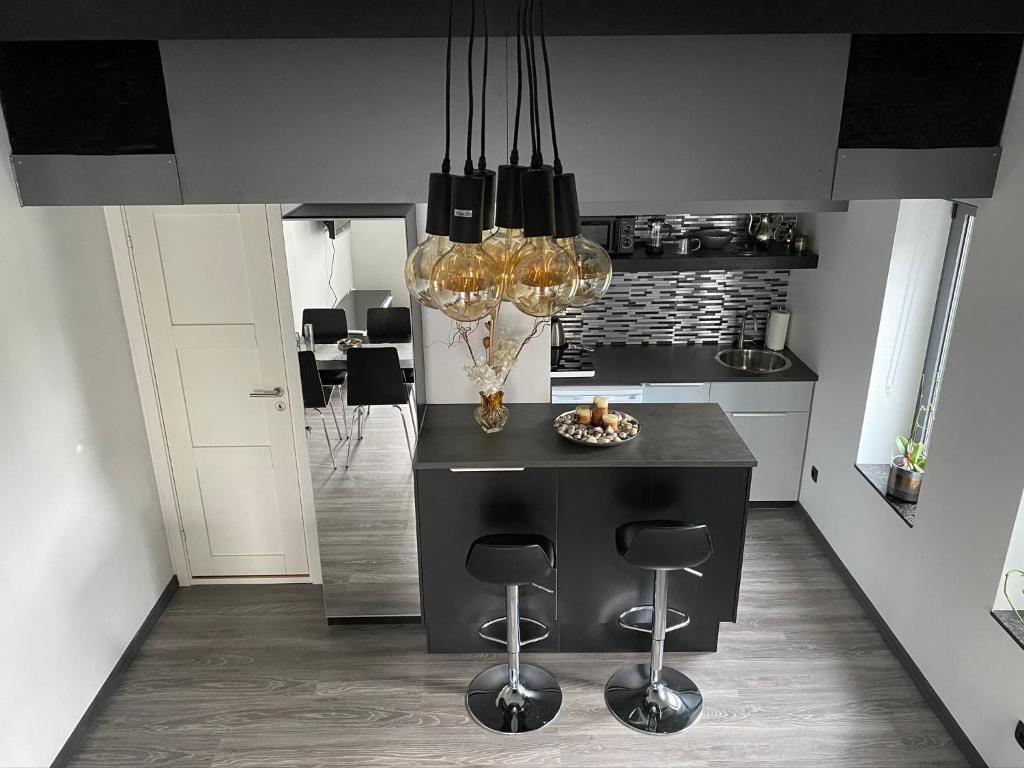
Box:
[464,533,562,734]
[605,520,713,735]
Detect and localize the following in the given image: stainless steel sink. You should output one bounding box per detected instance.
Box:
[715,347,792,374]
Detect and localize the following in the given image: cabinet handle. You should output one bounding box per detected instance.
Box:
[730,411,789,417]
[643,382,705,387]
[448,467,526,472]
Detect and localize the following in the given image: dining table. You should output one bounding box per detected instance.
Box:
[313,341,414,372]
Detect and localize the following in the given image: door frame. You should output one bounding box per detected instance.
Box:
[105,204,322,586]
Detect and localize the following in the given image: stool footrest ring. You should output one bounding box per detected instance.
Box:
[478,616,549,647]
[617,605,690,634]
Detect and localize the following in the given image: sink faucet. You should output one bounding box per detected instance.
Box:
[737,307,760,350]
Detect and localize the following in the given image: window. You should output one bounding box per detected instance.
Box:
[856,200,975,524]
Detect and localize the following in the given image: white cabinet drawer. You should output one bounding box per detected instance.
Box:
[641,382,710,403]
[726,411,810,501]
[709,381,813,413]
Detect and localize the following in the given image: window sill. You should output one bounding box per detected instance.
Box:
[855,463,917,528]
[991,610,1024,652]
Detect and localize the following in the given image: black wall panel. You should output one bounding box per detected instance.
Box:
[839,34,1023,149]
[0,40,173,154]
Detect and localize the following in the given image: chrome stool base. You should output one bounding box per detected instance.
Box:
[466,663,563,734]
[605,663,703,735]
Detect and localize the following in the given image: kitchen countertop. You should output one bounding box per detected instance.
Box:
[553,344,818,386]
[413,403,757,470]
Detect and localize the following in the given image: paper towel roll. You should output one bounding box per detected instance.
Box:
[766,308,790,351]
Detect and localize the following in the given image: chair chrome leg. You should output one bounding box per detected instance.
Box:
[605,569,702,734]
[328,400,347,442]
[345,406,362,469]
[466,584,562,734]
[394,405,413,461]
[314,409,337,470]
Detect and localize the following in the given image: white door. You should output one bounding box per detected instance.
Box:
[126,205,309,577]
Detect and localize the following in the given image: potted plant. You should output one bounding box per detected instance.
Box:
[887,403,932,503]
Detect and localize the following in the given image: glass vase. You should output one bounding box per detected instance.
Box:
[474,390,509,434]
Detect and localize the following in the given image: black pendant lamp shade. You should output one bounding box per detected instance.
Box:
[449,173,485,244]
[425,171,453,236]
[476,168,497,230]
[553,172,581,239]
[521,165,555,237]
[495,164,526,228]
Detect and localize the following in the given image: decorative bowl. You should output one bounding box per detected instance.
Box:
[697,229,735,250]
[553,410,641,447]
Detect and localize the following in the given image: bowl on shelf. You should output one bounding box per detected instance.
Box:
[697,229,735,250]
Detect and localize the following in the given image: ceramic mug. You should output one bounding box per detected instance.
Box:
[676,237,702,255]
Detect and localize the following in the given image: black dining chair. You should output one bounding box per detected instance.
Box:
[302,308,349,343]
[298,351,348,470]
[366,307,412,343]
[302,307,349,391]
[344,346,414,469]
[366,306,415,384]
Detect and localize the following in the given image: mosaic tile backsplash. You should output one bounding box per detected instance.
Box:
[560,269,790,346]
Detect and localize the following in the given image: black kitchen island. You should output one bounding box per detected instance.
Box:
[412,403,756,653]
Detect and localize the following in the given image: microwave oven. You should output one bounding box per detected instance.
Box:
[579,216,635,256]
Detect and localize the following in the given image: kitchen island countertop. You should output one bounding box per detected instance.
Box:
[413,403,757,470]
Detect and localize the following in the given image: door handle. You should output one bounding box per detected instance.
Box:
[448,467,526,472]
[249,387,284,398]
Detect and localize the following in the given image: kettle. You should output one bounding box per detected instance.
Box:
[748,213,779,249]
[551,317,567,366]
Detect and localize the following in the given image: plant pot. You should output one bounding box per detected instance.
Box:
[474,390,509,434]
[887,461,923,503]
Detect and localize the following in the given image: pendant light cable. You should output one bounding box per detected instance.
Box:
[477,0,488,172]
[525,0,544,168]
[510,0,524,165]
[464,0,476,176]
[441,0,454,174]
[538,0,561,174]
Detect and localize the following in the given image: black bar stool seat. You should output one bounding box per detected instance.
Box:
[605,520,713,735]
[464,533,562,734]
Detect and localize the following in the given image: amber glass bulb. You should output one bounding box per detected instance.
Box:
[507,236,579,317]
[404,234,451,308]
[558,235,613,308]
[481,227,525,302]
[430,242,503,322]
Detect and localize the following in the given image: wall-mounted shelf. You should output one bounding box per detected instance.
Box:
[612,246,818,273]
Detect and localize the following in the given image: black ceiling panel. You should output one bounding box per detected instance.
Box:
[1,0,1024,39]
[0,40,174,154]
[839,34,1023,149]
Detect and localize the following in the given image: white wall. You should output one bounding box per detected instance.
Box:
[414,205,550,404]
[349,218,411,308]
[788,56,1024,767]
[0,123,172,767]
[282,218,353,332]
[858,199,952,464]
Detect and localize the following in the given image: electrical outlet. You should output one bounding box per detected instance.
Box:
[1015,720,1024,750]
[810,465,819,483]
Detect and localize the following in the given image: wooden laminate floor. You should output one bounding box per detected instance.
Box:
[307,395,421,618]
[68,509,966,767]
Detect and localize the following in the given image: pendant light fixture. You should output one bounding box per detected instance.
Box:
[406,0,609,322]
[505,0,579,318]
[429,0,502,322]
[403,0,455,308]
